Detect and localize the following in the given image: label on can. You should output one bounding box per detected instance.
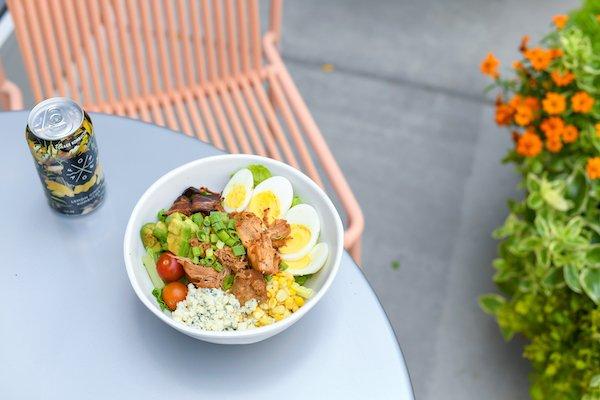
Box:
[26,98,105,215]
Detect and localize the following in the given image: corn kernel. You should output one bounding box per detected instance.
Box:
[274,314,284,321]
[291,304,299,312]
[276,289,289,302]
[253,309,265,319]
[268,298,277,309]
[273,305,286,315]
[260,315,274,325]
[288,287,297,296]
[294,296,304,307]
[260,302,269,310]
[271,280,279,290]
[285,297,295,310]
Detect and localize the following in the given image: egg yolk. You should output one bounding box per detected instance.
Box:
[280,224,311,254]
[247,191,280,223]
[224,184,247,209]
[285,253,312,270]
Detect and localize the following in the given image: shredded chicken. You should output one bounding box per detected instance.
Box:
[231,212,264,247]
[246,232,281,275]
[267,219,291,248]
[175,256,228,288]
[215,247,248,273]
[232,269,267,304]
[166,186,223,216]
[231,212,289,274]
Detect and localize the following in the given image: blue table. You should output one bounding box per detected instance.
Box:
[1,111,413,399]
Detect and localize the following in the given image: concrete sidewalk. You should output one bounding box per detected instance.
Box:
[1,1,580,398]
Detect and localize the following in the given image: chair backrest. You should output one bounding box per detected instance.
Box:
[7,0,281,108]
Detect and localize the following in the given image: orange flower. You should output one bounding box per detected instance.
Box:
[512,60,524,70]
[586,157,600,180]
[495,103,514,126]
[550,48,563,58]
[524,48,552,71]
[546,136,563,153]
[562,125,579,143]
[551,70,575,87]
[508,95,522,108]
[516,130,542,157]
[519,35,530,53]
[514,105,534,126]
[480,53,500,78]
[524,97,540,112]
[571,91,595,113]
[540,117,565,138]
[542,92,566,115]
[552,15,569,29]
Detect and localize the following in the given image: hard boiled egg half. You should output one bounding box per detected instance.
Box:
[284,242,329,276]
[222,168,254,212]
[246,176,293,223]
[279,204,320,260]
[279,204,328,276]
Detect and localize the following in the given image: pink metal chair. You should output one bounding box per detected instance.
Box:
[0,60,23,110]
[7,0,364,261]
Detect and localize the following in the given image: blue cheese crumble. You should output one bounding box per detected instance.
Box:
[172,285,257,331]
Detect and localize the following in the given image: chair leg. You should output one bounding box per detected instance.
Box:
[349,239,361,266]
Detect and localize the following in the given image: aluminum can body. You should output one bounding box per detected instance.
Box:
[26,97,105,215]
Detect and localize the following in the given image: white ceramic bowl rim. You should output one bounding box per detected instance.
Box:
[123,154,343,339]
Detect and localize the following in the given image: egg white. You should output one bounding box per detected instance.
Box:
[280,204,320,261]
[285,242,329,276]
[247,176,293,221]
[222,168,254,213]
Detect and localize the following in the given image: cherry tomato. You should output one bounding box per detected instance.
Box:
[162,282,188,311]
[156,252,184,282]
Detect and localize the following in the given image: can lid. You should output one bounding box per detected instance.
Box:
[27,97,84,141]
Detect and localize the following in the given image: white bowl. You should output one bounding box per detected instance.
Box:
[123,155,344,344]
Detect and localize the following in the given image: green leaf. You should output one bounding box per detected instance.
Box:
[590,375,600,388]
[580,267,600,304]
[565,172,588,213]
[500,325,515,341]
[564,265,582,293]
[540,178,572,211]
[527,192,544,209]
[391,260,401,270]
[246,164,272,186]
[542,268,564,289]
[586,247,600,265]
[291,195,303,207]
[294,274,313,285]
[479,294,506,315]
[152,288,168,311]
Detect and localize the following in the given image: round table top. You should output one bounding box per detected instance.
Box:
[1,111,413,399]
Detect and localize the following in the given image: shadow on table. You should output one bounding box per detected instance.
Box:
[131,297,314,394]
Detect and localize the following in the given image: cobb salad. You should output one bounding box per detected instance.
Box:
[139,164,328,331]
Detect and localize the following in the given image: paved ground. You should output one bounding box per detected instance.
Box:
[1,0,580,398]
